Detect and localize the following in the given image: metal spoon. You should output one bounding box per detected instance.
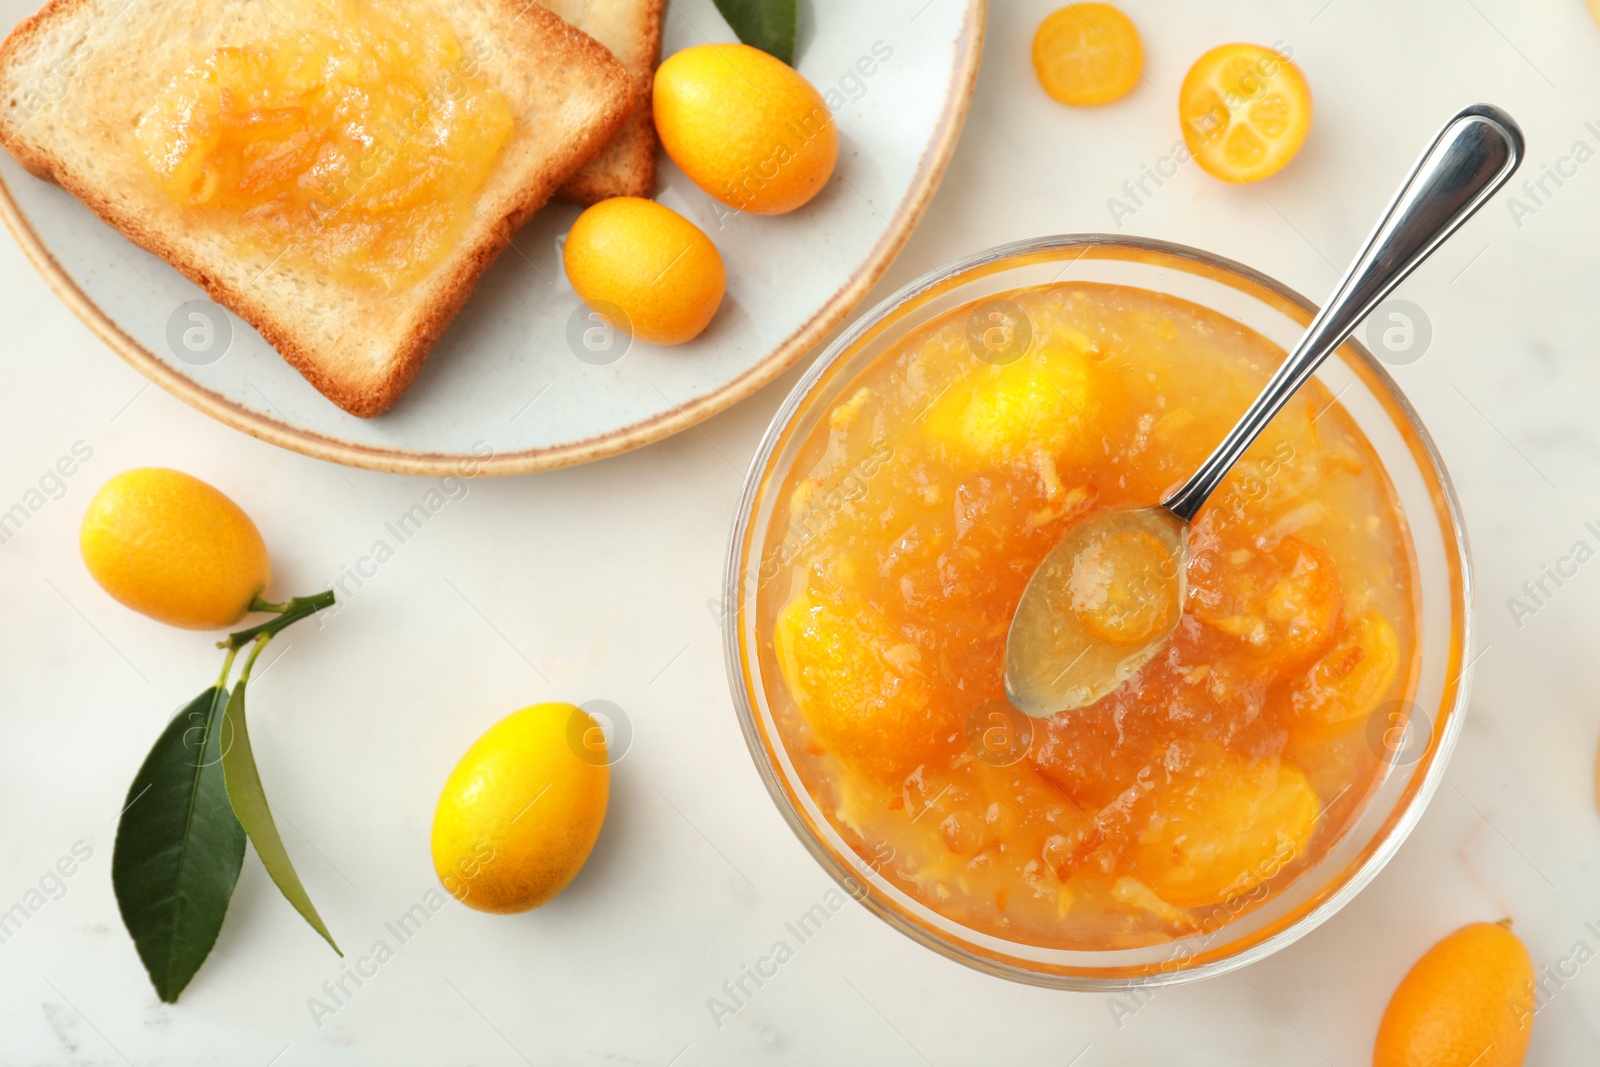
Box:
[1004,104,1525,719]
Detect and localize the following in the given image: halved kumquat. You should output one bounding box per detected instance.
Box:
[1130,748,1321,908]
[1032,3,1143,107]
[1179,43,1312,183]
[1291,610,1400,727]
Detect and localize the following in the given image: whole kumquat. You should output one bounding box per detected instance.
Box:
[81,468,270,630]
[563,196,726,345]
[1374,921,1535,1067]
[654,43,838,215]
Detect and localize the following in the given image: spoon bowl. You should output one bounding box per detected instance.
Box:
[1005,506,1186,715]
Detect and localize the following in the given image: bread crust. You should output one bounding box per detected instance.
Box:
[545,0,664,205]
[0,0,633,417]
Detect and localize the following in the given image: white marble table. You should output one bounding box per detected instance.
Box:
[2,0,1598,1062]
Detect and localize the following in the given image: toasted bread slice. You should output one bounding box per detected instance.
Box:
[0,0,632,416]
[544,0,664,204]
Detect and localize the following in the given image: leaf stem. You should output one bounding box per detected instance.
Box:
[238,634,272,684]
[216,646,239,690]
[249,597,291,614]
[219,591,336,650]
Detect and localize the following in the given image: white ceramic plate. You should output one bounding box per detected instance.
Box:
[0,0,984,474]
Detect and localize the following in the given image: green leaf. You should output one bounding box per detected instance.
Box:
[113,687,246,1003]
[220,681,341,955]
[713,0,797,64]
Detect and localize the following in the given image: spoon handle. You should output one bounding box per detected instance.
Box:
[1163,104,1525,524]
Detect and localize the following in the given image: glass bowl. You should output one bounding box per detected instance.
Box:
[721,235,1471,989]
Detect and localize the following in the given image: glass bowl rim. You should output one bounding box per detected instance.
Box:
[720,232,1475,990]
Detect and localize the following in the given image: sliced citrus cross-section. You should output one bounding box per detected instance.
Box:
[1032,3,1144,107]
[1179,43,1312,183]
